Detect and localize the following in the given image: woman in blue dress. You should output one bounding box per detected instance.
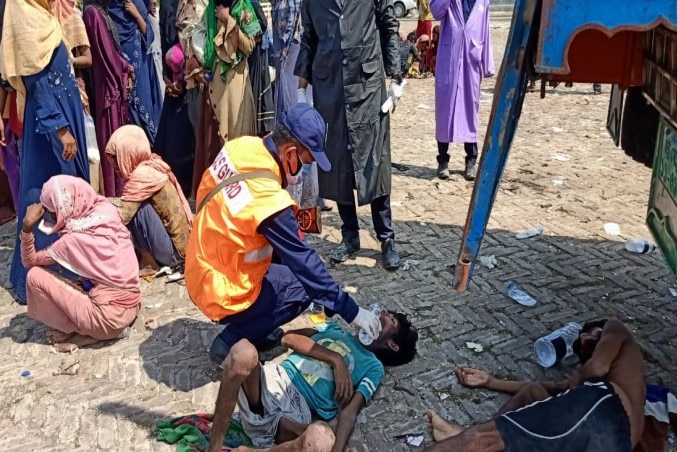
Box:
[108,0,162,143]
[2,0,89,303]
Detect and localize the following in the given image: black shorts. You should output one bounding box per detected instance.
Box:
[495,380,632,452]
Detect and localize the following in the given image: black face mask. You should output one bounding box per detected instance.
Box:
[290,150,305,176]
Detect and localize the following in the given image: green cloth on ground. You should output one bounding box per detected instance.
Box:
[155,413,252,451]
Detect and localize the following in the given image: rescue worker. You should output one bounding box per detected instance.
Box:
[295,0,403,270]
[185,103,382,365]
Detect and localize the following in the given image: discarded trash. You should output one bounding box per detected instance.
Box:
[507,282,537,307]
[604,223,621,236]
[117,326,131,339]
[552,179,565,186]
[53,362,80,376]
[416,103,431,110]
[478,255,497,269]
[515,226,544,239]
[439,393,449,400]
[154,266,172,278]
[670,288,677,297]
[20,371,30,378]
[553,154,570,161]
[466,341,484,353]
[552,126,564,133]
[394,431,424,441]
[406,436,424,447]
[402,259,420,271]
[166,272,185,283]
[624,238,656,254]
[534,322,583,367]
[308,303,326,324]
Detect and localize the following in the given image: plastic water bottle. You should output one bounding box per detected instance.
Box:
[83,113,100,164]
[381,79,407,113]
[515,226,544,239]
[507,282,537,307]
[534,322,583,367]
[358,303,382,345]
[625,238,656,254]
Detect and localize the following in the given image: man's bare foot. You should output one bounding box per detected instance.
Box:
[426,409,464,441]
[46,329,75,344]
[53,334,102,353]
[139,266,157,278]
[138,251,160,278]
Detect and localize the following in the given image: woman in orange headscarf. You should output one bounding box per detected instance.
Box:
[105,125,193,275]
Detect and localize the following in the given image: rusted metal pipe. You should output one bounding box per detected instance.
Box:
[454,248,474,292]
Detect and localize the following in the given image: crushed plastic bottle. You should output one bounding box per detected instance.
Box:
[515,226,544,239]
[507,282,537,307]
[534,323,583,367]
[624,238,656,254]
[358,303,381,345]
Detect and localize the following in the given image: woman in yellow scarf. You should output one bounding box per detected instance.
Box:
[2,0,90,303]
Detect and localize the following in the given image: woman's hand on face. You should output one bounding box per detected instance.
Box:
[58,128,77,161]
[23,203,45,233]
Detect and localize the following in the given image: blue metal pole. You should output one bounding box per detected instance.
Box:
[453,0,538,290]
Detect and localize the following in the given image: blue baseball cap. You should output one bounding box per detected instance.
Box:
[281,104,332,172]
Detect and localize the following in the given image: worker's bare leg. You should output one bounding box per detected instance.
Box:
[276,417,309,443]
[207,339,261,452]
[426,383,550,444]
[232,422,335,452]
[423,420,505,452]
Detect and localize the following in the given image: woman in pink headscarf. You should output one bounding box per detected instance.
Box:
[20,175,140,352]
[105,125,193,276]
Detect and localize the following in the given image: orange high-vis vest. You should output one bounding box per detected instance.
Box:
[185,136,295,321]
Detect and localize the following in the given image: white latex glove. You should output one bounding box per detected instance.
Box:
[297,87,309,104]
[388,80,404,105]
[351,307,382,341]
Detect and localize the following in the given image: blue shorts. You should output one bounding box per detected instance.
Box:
[218,264,311,346]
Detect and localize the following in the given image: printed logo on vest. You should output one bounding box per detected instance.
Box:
[209,147,254,215]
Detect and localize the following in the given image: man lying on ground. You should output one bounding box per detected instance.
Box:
[424,318,645,451]
[207,312,419,452]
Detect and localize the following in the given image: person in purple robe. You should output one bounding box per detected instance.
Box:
[431,0,495,181]
[83,0,133,197]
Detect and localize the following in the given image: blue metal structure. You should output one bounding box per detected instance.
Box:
[453,0,677,290]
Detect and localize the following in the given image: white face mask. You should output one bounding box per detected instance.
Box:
[38,219,55,235]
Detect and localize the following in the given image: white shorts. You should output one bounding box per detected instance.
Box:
[237,362,312,447]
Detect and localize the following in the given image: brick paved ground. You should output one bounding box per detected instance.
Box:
[1,19,676,452]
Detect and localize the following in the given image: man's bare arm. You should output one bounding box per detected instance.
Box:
[578,319,630,381]
[458,367,575,396]
[331,392,365,452]
[281,332,343,368]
